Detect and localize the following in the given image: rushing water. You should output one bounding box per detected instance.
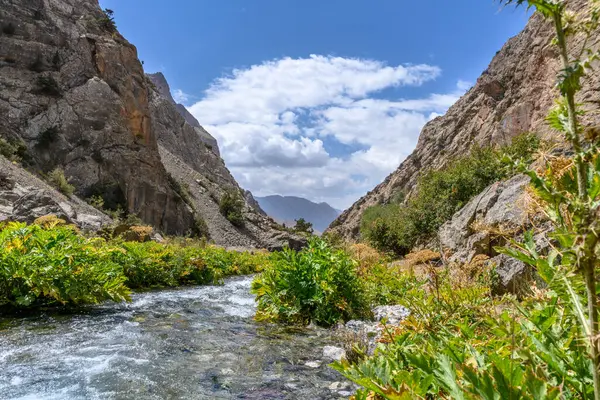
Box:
[0,276,356,399]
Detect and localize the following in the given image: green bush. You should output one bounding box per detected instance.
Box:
[251,238,370,326]
[0,222,130,308]
[0,222,268,311]
[293,217,314,235]
[361,133,540,255]
[219,190,245,226]
[35,75,61,97]
[47,167,75,196]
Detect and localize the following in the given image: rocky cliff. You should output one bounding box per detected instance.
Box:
[0,0,301,249]
[327,0,600,241]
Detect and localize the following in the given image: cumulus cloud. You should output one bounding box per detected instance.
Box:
[187,55,466,209]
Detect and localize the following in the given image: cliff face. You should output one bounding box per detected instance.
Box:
[327,1,600,240]
[0,0,195,234]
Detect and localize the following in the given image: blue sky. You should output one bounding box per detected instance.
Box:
[99,0,531,209]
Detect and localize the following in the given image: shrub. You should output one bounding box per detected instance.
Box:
[87,195,105,210]
[47,168,74,196]
[97,8,116,32]
[0,222,130,308]
[35,75,61,97]
[0,222,268,311]
[293,217,314,235]
[219,190,245,226]
[192,215,210,239]
[361,133,540,255]
[251,238,370,326]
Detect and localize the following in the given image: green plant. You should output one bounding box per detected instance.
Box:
[0,222,130,309]
[361,133,540,255]
[35,75,61,97]
[47,167,74,196]
[219,190,245,227]
[251,238,370,326]
[497,0,600,397]
[0,221,268,312]
[97,8,116,32]
[191,215,210,239]
[87,195,105,210]
[293,217,314,235]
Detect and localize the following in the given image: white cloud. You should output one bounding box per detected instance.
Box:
[172,89,190,104]
[187,55,466,209]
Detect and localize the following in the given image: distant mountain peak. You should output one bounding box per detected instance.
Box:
[256,195,341,233]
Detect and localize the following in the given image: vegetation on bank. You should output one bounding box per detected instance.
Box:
[0,218,267,311]
[360,133,540,256]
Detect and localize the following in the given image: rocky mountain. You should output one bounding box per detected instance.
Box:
[327,0,600,241]
[256,195,341,233]
[0,0,301,250]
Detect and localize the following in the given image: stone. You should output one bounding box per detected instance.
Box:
[12,190,76,224]
[304,361,321,368]
[373,305,410,325]
[322,346,346,362]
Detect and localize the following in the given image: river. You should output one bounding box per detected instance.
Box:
[0,276,355,399]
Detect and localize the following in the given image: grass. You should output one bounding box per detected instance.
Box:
[47,168,75,196]
[0,220,268,311]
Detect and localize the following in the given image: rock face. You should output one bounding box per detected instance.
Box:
[327,1,600,241]
[0,0,194,234]
[438,174,549,294]
[0,156,111,231]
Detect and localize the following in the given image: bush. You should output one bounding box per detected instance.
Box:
[0,222,268,311]
[293,217,314,235]
[47,168,74,196]
[219,190,245,226]
[361,133,540,255]
[0,222,130,309]
[251,238,370,326]
[97,8,116,32]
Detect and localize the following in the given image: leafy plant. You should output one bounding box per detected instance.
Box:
[252,238,370,326]
[497,0,600,397]
[0,221,268,312]
[47,168,74,196]
[219,190,245,227]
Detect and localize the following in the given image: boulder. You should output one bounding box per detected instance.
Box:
[12,190,76,224]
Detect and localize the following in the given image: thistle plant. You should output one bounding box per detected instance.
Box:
[498,0,600,398]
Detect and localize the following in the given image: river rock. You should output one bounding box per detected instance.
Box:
[322,346,346,362]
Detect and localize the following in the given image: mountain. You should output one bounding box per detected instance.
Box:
[0,0,302,250]
[326,0,600,241]
[256,196,341,233]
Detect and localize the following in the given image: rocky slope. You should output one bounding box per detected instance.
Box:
[0,0,194,234]
[256,195,341,233]
[0,0,302,249]
[327,0,600,241]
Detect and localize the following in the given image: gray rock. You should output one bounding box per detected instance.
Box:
[322,346,346,362]
[373,305,411,325]
[12,190,76,223]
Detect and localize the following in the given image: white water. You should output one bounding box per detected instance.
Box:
[0,276,354,399]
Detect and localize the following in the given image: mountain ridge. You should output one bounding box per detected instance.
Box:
[256,195,340,233]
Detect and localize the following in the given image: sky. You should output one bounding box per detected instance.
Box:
[99,0,531,210]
